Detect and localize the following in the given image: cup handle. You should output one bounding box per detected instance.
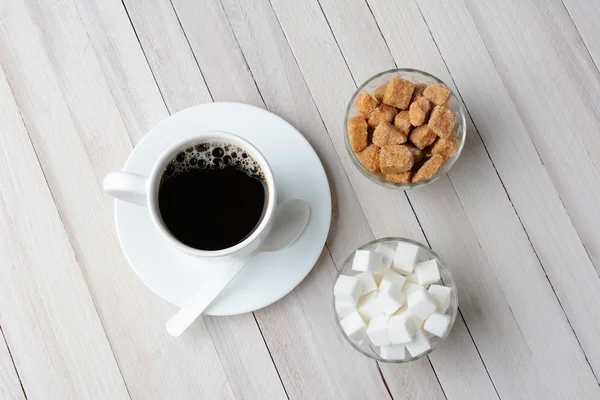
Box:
[103,172,149,207]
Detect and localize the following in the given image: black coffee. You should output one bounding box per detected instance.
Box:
[158,142,267,251]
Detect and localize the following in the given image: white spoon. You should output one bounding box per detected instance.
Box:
[166,199,311,337]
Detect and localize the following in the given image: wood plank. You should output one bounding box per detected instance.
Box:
[0,1,238,398]
[0,330,26,400]
[462,0,600,271]
[562,0,600,69]
[72,1,289,398]
[120,0,212,112]
[171,0,263,107]
[368,0,600,397]
[70,0,167,141]
[0,62,129,399]
[417,0,600,383]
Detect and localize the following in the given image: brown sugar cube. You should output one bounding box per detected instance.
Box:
[379,145,414,174]
[393,111,412,134]
[431,132,459,160]
[411,83,427,103]
[383,77,415,109]
[405,143,425,164]
[429,105,456,138]
[347,116,368,152]
[356,144,380,173]
[409,97,431,126]
[413,154,445,183]
[374,83,388,102]
[423,83,451,106]
[409,125,437,149]
[356,91,379,115]
[368,104,398,128]
[372,121,407,146]
[385,171,413,184]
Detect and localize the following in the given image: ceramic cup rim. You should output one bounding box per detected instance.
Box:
[146,130,277,258]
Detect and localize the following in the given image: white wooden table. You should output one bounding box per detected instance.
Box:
[1,0,600,399]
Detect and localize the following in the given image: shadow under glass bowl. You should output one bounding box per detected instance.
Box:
[332,237,458,363]
[344,68,467,190]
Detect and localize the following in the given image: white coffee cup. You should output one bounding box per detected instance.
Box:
[103,131,278,259]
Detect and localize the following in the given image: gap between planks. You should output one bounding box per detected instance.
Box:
[0,325,27,400]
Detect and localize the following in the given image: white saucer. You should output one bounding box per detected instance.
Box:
[114,103,331,315]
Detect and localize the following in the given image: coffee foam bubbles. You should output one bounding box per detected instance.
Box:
[162,141,265,181]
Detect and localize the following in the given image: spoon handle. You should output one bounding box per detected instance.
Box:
[166,259,248,337]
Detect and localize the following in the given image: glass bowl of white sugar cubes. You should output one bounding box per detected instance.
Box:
[332,237,457,363]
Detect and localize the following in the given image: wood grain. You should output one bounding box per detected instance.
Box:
[165,0,392,398]
[2,0,600,397]
[0,0,238,398]
[418,0,600,384]
[463,0,600,271]
[255,0,494,395]
[171,0,264,107]
[70,0,167,140]
[217,0,444,397]
[73,1,289,398]
[121,0,212,113]
[0,330,25,399]
[317,0,599,397]
[219,0,373,263]
[366,0,600,397]
[562,0,600,69]
[0,60,129,399]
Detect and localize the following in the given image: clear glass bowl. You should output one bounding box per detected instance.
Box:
[332,237,458,363]
[344,69,467,189]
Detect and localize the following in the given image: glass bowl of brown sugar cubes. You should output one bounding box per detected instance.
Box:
[345,69,466,189]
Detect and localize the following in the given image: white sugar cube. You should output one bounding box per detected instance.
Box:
[374,243,395,270]
[423,312,451,337]
[375,285,406,315]
[414,259,440,285]
[352,250,383,273]
[407,287,437,320]
[335,301,356,318]
[340,311,367,341]
[402,282,421,297]
[411,313,424,329]
[379,344,406,360]
[357,292,384,321]
[367,315,392,346]
[405,329,431,357]
[395,305,424,329]
[334,275,362,304]
[356,272,378,294]
[387,309,416,344]
[378,270,407,293]
[393,242,420,274]
[428,284,452,312]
